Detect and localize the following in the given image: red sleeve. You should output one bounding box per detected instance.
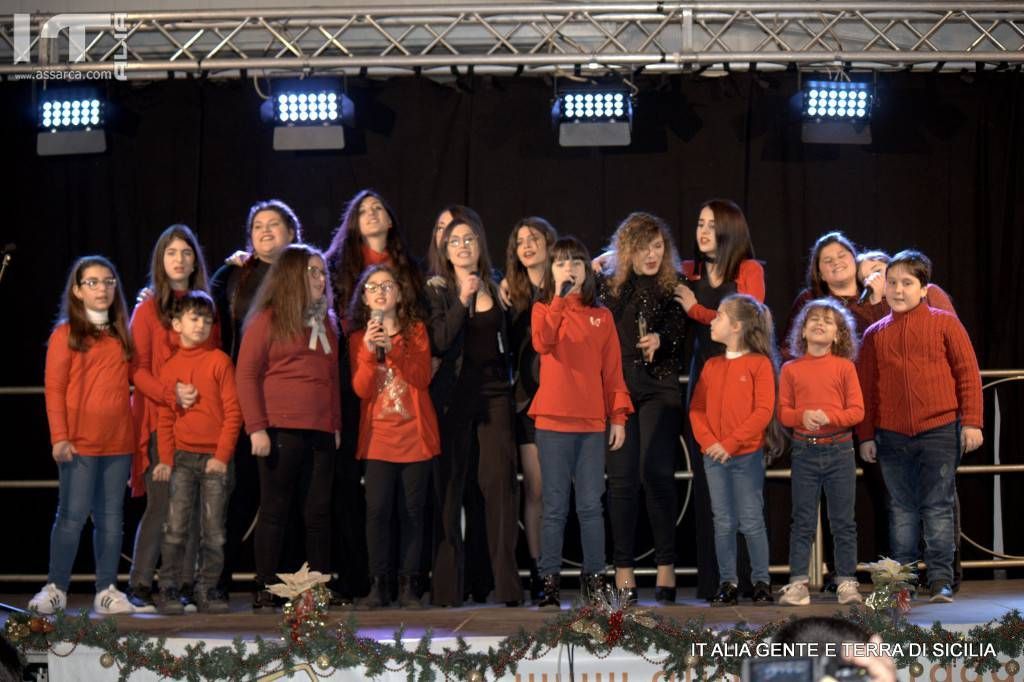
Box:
[720,356,776,455]
[209,319,223,351]
[825,360,865,428]
[44,326,71,445]
[216,358,243,463]
[531,298,565,354]
[736,260,766,302]
[236,311,271,434]
[130,301,177,407]
[599,312,634,425]
[855,330,879,442]
[777,363,801,429]
[156,403,176,467]
[392,323,433,390]
[926,283,957,316]
[349,330,379,400]
[688,370,716,452]
[943,317,983,429]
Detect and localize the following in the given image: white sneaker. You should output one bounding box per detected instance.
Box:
[837,580,863,604]
[28,583,67,614]
[778,581,810,606]
[94,585,136,615]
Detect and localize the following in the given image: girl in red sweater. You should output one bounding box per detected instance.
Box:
[777,299,864,607]
[689,293,780,607]
[31,256,136,615]
[348,265,440,609]
[529,237,633,609]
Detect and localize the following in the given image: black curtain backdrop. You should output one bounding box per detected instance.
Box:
[1,71,1021,588]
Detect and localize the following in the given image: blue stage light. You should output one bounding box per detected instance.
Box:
[802,81,872,122]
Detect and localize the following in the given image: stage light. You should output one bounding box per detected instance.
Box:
[553,88,633,147]
[801,80,873,145]
[37,90,106,156]
[265,80,353,151]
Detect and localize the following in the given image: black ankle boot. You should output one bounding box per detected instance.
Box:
[654,586,677,604]
[537,574,561,609]
[357,576,389,610]
[397,576,422,609]
[581,573,608,605]
[710,582,739,607]
[528,561,544,604]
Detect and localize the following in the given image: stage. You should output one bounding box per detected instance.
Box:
[4,579,1023,681]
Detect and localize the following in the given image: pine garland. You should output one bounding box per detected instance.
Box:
[6,605,1023,681]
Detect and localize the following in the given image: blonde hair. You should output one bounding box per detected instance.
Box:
[787,298,859,361]
[607,212,680,297]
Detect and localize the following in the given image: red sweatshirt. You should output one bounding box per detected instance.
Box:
[236,309,342,435]
[779,353,864,438]
[45,324,134,456]
[681,259,766,325]
[528,294,633,432]
[157,346,242,466]
[689,352,775,456]
[349,322,440,462]
[129,293,221,495]
[856,302,982,442]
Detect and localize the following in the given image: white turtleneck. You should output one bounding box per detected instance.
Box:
[85,307,110,327]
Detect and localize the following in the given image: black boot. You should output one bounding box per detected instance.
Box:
[356,576,389,610]
[537,574,561,610]
[581,573,608,606]
[528,560,544,604]
[397,576,423,609]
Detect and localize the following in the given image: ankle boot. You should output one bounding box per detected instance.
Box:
[537,574,561,610]
[397,576,422,609]
[357,576,389,610]
[581,573,608,606]
[528,560,544,604]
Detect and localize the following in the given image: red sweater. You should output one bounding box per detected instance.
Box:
[779,353,864,438]
[157,346,242,466]
[856,302,982,441]
[689,352,775,456]
[349,322,440,462]
[528,294,633,432]
[45,324,134,456]
[236,309,342,435]
[681,259,766,325]
[129,294,221,495]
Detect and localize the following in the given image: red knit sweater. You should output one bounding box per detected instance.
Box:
[528,294,633,432]
[680,259,766,325]
[157,346,242,466]
[236,309,342,435]
[689,352,776,456]
[856,302,982,441]
[779,353,864,438]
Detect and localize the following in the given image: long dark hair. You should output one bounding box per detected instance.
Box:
[436,215,495,288]
[805,231,859,298]
[232,199,302,321]
[148,224,210,327]
[55,255,133,359]
[504,216,557,313]
[245,244,335,341]
[540,237,598,307]
[429,204,483,277]
[325,189,424,322]
[347,264,422,339]
[693,199,755,284]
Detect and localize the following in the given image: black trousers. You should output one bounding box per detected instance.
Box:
[432,391,521,605]
[254,428,336,586]
[365,459,431,576]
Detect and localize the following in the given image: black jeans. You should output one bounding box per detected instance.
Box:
[254,428,336,586]
[364,459,431,576]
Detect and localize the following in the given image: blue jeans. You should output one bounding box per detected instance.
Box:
[704,450,770,585]
[49,454,131,591]
[876,423,959,585]
[788,439,858,582]
[536,429,606,577]
[159,451,230,591]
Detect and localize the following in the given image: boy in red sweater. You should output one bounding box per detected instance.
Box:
[856,250,983,604]
[152,292,242,614]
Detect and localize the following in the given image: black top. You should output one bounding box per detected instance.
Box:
[692,270,737,362]
[508,285,541,412]
[210,258,271,362]
[457,304,507,390]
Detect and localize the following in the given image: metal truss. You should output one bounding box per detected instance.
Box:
[2,3,1024,80]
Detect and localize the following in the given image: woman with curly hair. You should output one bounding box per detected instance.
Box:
[598,212,688,604]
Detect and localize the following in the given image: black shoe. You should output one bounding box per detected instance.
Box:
[929,581,954,603]
[537,574,561,610]
[356,576,390,610]
[654,586,677,604]
[158,586,185,615]
[709,582,738,607]
[252,588,285,610]
[199,587,230,614]
[126,584,157,613]
[581,573,608,606]
[180,583,198,614]
[752,581,773,604]
[528,563,544,604]
[397,576,422,610]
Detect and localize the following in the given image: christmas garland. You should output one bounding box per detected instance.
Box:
[6,596,1023,682]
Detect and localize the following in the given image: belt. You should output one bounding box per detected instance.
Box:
[792,431,852,446]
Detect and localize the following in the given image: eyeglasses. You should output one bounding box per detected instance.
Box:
[364,281,397,294]
[447,236,477,249]
[307,266,326,279]
[79,277,117,290]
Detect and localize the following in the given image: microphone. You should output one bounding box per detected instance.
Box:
[559,278,575,298]
[858,286,872,305]
[468,270,479,319]
[370,309,386,363]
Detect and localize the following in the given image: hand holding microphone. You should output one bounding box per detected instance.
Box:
[467,271,480,318]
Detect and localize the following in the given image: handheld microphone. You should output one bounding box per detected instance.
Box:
[559,278,575,298]
[370,310,386,363]
[468,271,479,319]
[858,286,872,305]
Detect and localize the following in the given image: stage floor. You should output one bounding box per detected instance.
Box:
[5,578,1023,639]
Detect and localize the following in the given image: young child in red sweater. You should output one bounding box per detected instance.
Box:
[778,298,864,607]
[348,265,440,610]
[856,250,983,604]
[689,293,780,606]
[151,291,241,614]
[529,237,634,609]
